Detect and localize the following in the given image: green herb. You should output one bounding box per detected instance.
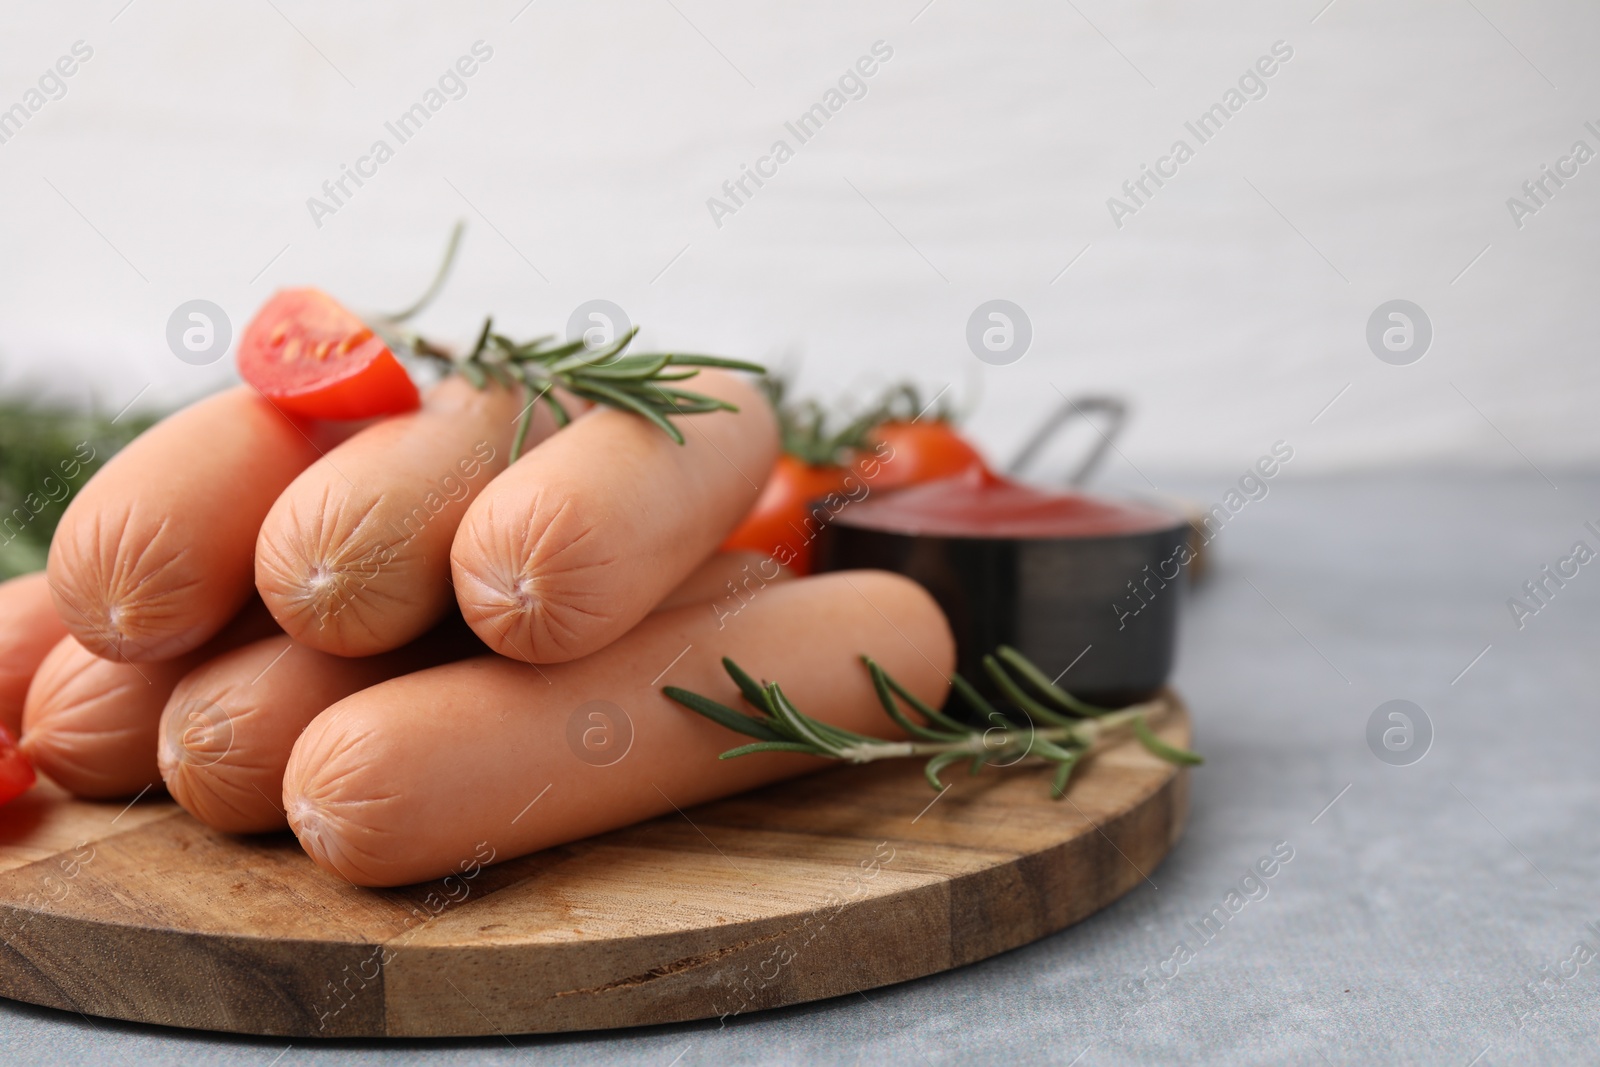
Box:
[407,323,763,455]
[663,645,1201,799]
[0,400,160,580]
[755,374,971,468]
[370,223,765,456]
[760,376,886,467]
[875,381,961,424]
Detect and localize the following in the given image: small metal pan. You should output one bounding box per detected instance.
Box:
[816,395,1189,706]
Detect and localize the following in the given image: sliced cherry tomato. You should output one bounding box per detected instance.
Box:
[721,454,853,576]
[0,725,35,806]
[867,420,988,491]
[237,288,420,420]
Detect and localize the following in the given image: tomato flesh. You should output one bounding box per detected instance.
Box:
[0,726,35,806]
[238,288,420,420]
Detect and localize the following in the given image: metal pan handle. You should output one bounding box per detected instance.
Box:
[1006,394,1128,487]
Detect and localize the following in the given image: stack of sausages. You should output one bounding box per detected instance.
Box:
[0,372,953,887]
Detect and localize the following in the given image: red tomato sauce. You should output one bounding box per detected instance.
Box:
[837,467,1181,539]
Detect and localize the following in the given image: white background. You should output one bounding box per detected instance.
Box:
[0,0,1595,482]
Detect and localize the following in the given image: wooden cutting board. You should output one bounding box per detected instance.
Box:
[0,695,1191,1038]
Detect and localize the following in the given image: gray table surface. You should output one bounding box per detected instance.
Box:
[3,471,1597,1066]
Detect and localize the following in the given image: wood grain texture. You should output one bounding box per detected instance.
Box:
[0,695,1191,1038]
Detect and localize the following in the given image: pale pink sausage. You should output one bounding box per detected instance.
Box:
[171,555,770,833]
[47,387,328,662]
[255,378,562,657]
[21,602,277,798]
[450,369,777,664]
[650,549,791,615]
[0,573,70,737]
[159,622,480,833]
[284,570,952,887]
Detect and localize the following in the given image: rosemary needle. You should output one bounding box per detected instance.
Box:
[370,223,765,456]
[404,321,765,457]
[664,647,1202,800]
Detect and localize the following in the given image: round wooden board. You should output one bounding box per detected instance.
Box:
[0,695,1191,1039]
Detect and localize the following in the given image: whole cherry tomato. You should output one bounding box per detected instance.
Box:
[721,454,854,575]
[867,420,987,491]
[237,288,420,420]
[722,379,992,575]
[723,414,990,574]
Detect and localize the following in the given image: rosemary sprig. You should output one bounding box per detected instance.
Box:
[876,381,960,424]
[756,375,974,468]
[406,321,764,454]
[663,645,1201,799]
[369,223,765,455]
[761,376,888,467]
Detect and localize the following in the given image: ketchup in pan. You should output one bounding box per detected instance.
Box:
[816,467,1191,706]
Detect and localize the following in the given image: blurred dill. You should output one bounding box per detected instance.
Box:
[0,399,159,580]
